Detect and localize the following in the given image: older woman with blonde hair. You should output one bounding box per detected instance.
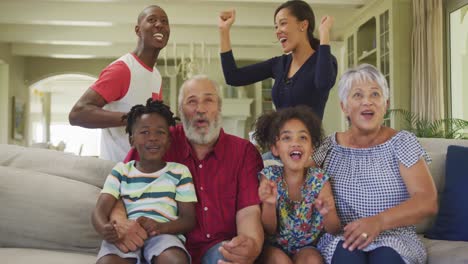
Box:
[314,64,438,264]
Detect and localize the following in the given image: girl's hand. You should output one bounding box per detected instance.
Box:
[314,197,334,216]
[218,9,236,31]
[342,215,383,251]
[318,15,334,34]
[258,178,277,205]
[102,220,119,243]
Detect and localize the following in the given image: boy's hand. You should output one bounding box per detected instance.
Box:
[101,220,119,243]
[137,216,160,237]
[258,179,277,205]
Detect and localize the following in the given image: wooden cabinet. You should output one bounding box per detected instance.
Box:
[344,0,412,128]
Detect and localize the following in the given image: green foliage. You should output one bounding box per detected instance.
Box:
[386,109,468,139]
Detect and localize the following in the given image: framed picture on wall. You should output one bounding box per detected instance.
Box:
[11,96,25,140]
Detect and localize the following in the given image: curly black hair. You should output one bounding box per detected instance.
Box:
[253,106,323,152]
[123,98,179,137]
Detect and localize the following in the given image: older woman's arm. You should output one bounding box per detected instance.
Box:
[343,158,438,251]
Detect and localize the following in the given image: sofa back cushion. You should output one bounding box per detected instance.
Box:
[0,166,101,253]
[416,138,468,233]
[0,144,115,188]
[425,145,468,241]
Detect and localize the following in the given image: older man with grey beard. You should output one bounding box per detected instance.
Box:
[112,75,264,264]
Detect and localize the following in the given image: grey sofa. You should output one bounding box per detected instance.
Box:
[1,138,468,264]
[0,143,115,264]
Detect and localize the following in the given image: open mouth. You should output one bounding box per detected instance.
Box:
[146,146,161,152]
[194,118,209,127]
[153,33,164,41]
[361,110,375,119]
[279,37,287,43]
[289,150,303,160]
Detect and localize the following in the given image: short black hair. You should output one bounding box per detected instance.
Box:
[123,98,178,137]
[137,5,162,24]
[253,106,323,152]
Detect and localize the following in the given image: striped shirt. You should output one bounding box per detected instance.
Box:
[101,161,197,241]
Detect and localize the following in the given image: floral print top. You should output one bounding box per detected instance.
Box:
[260,165,330,255]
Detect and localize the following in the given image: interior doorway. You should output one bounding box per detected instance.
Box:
[29,74,100,156]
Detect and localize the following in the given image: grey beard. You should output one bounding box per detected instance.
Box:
[181,113,222,145]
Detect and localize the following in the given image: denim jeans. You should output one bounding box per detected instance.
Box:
[331,241,405,264]
[201,241,226,264]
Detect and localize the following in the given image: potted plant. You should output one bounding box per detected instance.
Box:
[386,109,468,139]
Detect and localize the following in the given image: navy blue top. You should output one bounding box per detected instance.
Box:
[221,45,337,119]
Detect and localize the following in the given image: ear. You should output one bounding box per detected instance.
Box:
[301,20,309,31]
[385,99,390,110]
[135,25,141,37]
[340,101,348,115]
[270,144,279,157]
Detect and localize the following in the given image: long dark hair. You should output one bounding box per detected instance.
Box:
[274,0,320,50]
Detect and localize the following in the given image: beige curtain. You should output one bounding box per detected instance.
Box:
[411,0,444,121]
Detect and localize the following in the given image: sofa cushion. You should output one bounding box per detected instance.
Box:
[425,145,468,241]
[0,248,96,264]
[0,144,115,188]
[420,236,468,264]
[0,166,101,253]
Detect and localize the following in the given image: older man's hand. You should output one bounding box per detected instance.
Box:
[113,219,147,252]
[218,234,260,264]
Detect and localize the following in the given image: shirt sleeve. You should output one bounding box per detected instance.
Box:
[314,45,338,92]
[91,61,131,103]
[313,135,333,168]
[221,50,276,86]
[101,162,125,199]
[175,164,198,203]
[394,131,432,168]
[237,142,264,210]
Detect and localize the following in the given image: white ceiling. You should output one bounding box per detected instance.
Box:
[0,0,371,60]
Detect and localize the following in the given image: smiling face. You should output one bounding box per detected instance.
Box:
[274,8,308,53]
[135,6,170,50]
[271,118,313,173]
[130,112,170,167]
[180,78,222,145]
[341,80,389,132]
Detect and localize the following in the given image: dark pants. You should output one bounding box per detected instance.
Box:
[331,241,405,264]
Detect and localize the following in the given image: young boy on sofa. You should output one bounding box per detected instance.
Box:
[91,99,197,264]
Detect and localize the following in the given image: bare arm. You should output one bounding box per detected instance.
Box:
[69,88,127,128]
[219,205,264,264]
[138,201,196,236]
[378,159,438,229]
[92,193,119,242]
[343,159,438,250]
[316,182,341,234]
[318,16,334,45]
[218,9,235,53]
[110,200,147,252]
[258,175,277,235]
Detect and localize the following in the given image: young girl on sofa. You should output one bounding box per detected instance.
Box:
[253,106,341,263]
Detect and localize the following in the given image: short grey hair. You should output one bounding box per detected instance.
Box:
[178,74,223,112]
[338,64,389,106]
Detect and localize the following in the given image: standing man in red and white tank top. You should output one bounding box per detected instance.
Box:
[69,5,169,162]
